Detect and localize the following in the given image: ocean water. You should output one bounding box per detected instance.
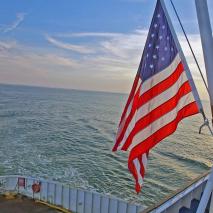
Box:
[0,84,212,208]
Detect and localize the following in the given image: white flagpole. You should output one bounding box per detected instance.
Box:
[196,167,213,213]
[195,0,213,212]
[195,0,213,128]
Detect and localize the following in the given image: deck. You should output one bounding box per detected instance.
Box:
[0,194,59,213]
[0,175,143,213]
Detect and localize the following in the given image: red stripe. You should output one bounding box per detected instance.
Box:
[121,81,192,150]
[137,62,184,109]
[114,62,184,151]
[119,75,140,125]
[128,101,199,162]
[113,82,141,151]
[128,160,141,193]
[138,155,145,178]
[128,152,148,193]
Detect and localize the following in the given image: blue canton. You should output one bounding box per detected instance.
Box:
[139,0,178,81]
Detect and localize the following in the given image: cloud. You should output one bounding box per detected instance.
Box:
[0,40,17,51]
[45,35,95,54]
[0,29,208,97]
[178,34,205,78]
[99,29,147,59]
[3,13,26,33]
[56,32,123,38]
[20,53,78,68]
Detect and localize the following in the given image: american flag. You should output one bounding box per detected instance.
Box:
[112,0,201,193]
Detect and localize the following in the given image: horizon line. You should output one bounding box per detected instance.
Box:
[0,82,128,96]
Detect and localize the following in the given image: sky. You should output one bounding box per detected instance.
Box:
[0,0,212,99]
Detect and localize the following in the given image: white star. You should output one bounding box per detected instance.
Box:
[157,14,161,18]
[154,23,158,28]
[151,33,155,38]
[150,64,154,69]
[167,36,170,40]
[161,57,165,61]
[153,55,157,59]
[146,53,149,58]
[159,35,163,40]
[162,25,166,29]
[164,47,168,51]
[148,43,152,47]
[156,45,159,49]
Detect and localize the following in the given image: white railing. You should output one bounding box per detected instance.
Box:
[142,173,210,213]
[210,193,213,212]
[1,173,211,213]
[196,167,213,213]
[0,175,144,213]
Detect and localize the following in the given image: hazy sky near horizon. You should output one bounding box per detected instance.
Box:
[0,0,212,99]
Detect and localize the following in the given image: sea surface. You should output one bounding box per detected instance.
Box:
[0,84,212,208]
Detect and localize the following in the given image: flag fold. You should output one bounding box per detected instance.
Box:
[113,0,200,193]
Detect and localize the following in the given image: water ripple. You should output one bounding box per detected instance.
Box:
[0,84,212,208]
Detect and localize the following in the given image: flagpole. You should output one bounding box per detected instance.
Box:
[195,0,213,212]
[195,0,213,128]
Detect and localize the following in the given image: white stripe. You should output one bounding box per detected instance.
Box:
[126,99,133,118]
[128,92,195,151]
[126,79,142,117]
[133,158,143,186]
[118,53,180,140]
[137,72,188,120]
[142,154,148,170]
[136,78,142,93]
[118,71,188,149]
[140,54,181,96]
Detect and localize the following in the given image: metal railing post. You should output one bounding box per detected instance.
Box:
[197,167,213,213]
[210,192,213,213]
